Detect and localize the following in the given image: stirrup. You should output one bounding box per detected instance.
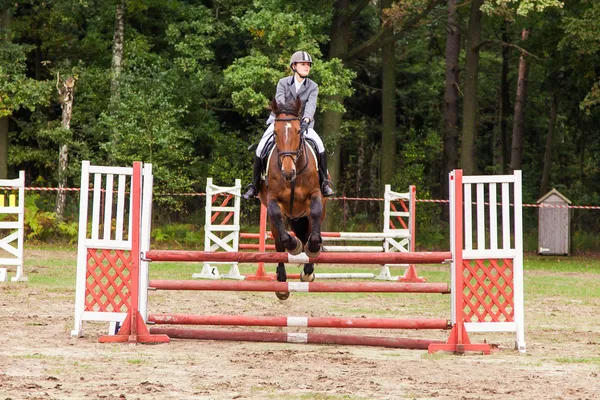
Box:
[321,180,335,197]
[242,184,259,200]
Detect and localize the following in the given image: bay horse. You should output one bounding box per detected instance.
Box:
[258,97,326,300]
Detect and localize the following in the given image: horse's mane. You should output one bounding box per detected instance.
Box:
[274,100,301,117]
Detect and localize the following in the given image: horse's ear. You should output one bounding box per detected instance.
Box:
[270,98,279,114]
[294,97,302,115]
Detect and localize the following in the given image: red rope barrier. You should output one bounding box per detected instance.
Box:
[3,187,600,209]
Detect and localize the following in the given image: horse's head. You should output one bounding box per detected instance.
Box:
[271,97,303,182]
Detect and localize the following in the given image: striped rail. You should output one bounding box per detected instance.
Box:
[148,328,444,350]
[145,250,451,265]
[148,314,450,330]
[148,280,450,293]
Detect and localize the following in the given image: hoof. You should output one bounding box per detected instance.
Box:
[276,291,290,300]
[287,236,303,256]
[300,270,315,282]
[303,242,321,258]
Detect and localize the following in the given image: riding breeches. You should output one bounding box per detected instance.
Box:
[255,123,326,157]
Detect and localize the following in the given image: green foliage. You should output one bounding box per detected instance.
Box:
[481,0,564,17]
[151,223,203,249]
[223,52,283,115]
[22,193,78,242]
[2,0,600,245]
[97,43,198,207]
[560,1,600,114]
[0,42,52,117]
[222,0,354,115]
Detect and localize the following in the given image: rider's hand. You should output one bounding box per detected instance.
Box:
[300,118,310,133]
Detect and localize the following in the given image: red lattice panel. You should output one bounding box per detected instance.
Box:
[461,259,514,323]
[211,193,235,225]
[84,249,132,313]
[388,200,409,230]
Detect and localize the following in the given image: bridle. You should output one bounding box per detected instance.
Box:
[273,116,307,174]
[273,114,309,218]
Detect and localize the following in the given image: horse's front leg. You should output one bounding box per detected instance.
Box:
[272,229,290,301]
[303,195,323,258]
[267,199,302,255]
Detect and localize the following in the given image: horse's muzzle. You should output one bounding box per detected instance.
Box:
[282,168,296,182]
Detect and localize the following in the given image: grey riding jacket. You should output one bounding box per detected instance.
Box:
[266,76,318,128]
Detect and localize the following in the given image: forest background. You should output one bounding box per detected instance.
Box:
[1,0,599,252]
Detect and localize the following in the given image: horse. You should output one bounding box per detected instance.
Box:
[258,97,326,300]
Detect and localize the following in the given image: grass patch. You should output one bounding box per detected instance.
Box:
[17,353,44,359]
[525,275,600,298]
[127,358,144,365]
[525,256,600,273]
[555,357,600,365]
[285,394,366,400]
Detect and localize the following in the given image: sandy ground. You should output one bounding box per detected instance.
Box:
[1,251,600,399]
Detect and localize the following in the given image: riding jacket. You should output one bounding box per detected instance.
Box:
[266,76,318,129]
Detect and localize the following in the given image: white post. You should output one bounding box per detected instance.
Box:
[72,161,91,337]
[139,163,154,320]
[0,171,27,282]
[449,170,457,326]
[512,170,526,352]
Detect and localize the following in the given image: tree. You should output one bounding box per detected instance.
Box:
[460,0,483,176]
[539,92,557,197]
[441,0,460,195]
[509,28,529,172]
[326,0,443,190]
[110,0,125,97]
[380,0,397,192]
[0,22,50,178]
[55,73,76,219]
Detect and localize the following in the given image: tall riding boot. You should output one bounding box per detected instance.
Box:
[318,152,335,197]
[242,156,263,199]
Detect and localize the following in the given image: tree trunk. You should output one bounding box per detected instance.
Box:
[380,0,396,192]
[35,39,42,81]
[510,28,530,172]
[499,22,511,174]
[0,117,7,179]
[442,0,460,196]
[1,8,12,179]
[110,0,125,97]
[539,92,557,198]
[460,0,482,175]
[55,75,76,220]
[322,0,351,191]
[321,0,351,233]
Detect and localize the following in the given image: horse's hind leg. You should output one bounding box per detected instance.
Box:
[301,263,315,282]
[290,218,316,282]
[272,228,290,301]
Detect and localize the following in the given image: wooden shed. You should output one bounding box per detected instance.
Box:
[537,189,571,255]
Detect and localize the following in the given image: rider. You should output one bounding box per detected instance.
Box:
[242,51,336,200]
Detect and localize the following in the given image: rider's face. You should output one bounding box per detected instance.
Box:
[295,62,311,76]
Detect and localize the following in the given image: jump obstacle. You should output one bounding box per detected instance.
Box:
[197,179,422,282]
[0,171,27,282]
[71,161,526,354]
